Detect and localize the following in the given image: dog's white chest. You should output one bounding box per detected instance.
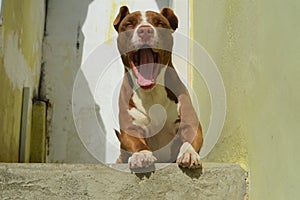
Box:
[127,85,179,137]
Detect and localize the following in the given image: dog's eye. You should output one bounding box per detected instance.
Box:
[157,21,165,27]
[125,21,134,28]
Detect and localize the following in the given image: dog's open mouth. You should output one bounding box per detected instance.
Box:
[129,46,161,89]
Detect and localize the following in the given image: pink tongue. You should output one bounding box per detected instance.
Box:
[137,49,155,87]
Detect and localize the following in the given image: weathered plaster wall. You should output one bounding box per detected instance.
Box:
[193,0,300,199]
[43,0,102,163]
[193,0,251,170]
[0,0,45,162]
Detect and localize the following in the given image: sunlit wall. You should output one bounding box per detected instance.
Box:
[192,0,300,199]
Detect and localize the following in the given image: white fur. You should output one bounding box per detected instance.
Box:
[128,84,180,159]
[177,142,201,168]
[141,11,147,23]
[128,150,157,168]
[127,107,149,127]
[131,90,147,114]
[177,101,181,116]
[131,11,158,48]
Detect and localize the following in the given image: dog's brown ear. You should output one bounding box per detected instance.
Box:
[160,8,178,32]
[113,6,130,32]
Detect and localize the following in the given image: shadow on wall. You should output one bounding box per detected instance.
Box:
[43,0,106,163]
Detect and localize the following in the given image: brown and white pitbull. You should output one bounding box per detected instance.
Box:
[113,6,203,169]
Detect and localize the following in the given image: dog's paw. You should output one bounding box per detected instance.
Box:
[177,142,201,169]
[128,150,157,169]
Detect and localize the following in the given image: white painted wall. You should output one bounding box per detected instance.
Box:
[44,0,100,163]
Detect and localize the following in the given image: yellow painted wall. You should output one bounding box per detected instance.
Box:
[0,0,45,162]
[193,0,300,199]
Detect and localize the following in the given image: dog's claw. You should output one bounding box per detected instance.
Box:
[128,150,157,169]
[177,142,201,169]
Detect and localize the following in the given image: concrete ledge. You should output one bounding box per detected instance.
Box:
[0,163,246,200]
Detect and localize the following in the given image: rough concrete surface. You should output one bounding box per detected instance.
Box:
[0,163,246,200]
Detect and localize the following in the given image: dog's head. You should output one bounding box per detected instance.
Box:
[114,6,178,90]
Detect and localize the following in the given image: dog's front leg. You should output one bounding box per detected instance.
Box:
[115,129,157,168]
[176,94,203,168]
[116,78,157,168]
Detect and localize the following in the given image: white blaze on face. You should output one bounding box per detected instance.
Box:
[131,11,158,48]
[141,11,147,24]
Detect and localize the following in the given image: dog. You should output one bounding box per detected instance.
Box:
[113,6,203,169]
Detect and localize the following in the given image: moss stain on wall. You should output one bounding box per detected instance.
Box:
[0,0,45,162]
[0,56,22,162]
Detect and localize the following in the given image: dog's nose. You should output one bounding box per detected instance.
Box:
[137,25,154,41]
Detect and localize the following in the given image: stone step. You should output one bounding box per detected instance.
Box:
[0,163,247,200]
